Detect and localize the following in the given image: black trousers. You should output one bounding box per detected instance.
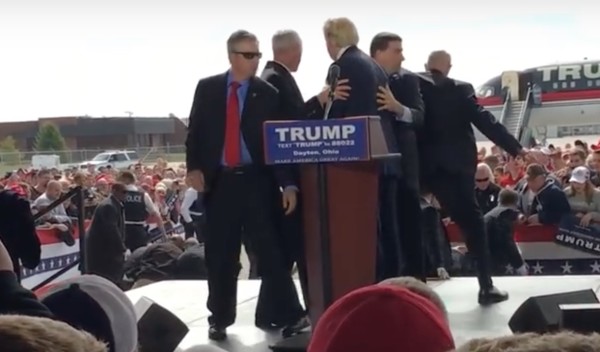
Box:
[426,170,493,290]
[182,215,205,242]
[204,167,297,328]
[377,176,402,280]
[255,195,306,325]
[396,177,426,280]
[124,225,148,252]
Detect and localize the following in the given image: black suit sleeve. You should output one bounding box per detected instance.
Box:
[304,96,324,120]
[264,72,324,120]
[461,83,523,157]
[185,80,204,172]
[95,203,126,252]
[328,61,355,119]
[262,83,296,188]
[398,74,425,128]
[16,200,41,270]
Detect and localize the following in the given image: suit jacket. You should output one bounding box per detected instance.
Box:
[0,190,41,280]
[389,70,424,189]
[185,72,294,189]
[329,46,400,174]
[85,196,126,279]
[417,71,522,176]
[260,61,323,120]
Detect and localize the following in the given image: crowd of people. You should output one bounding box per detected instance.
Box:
[1,14,600,352]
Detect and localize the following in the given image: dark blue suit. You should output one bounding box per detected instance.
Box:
[328,46,402,280]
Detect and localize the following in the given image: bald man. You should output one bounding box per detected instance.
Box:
[417,50,529,305]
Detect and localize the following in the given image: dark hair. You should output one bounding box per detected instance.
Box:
[525,163,546,178]
[369,32,402,57]
[499,188,519,206]
[111,182,126,194]
[117,170,136,184]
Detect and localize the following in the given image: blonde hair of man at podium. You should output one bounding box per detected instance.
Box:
[378,276,448,322]
[457,331,600,352]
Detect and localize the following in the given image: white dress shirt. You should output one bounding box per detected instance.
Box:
[180,187,201,223]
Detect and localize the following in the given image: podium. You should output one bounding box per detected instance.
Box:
[264,116,400,335]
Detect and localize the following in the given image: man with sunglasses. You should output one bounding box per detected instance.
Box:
[474,163,501,215]
[185,29,299,341]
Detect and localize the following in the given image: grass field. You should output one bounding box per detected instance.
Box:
[0,153,186,174]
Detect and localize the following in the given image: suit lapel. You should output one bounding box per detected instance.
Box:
[211,73,228,142]
[242,77,258,121]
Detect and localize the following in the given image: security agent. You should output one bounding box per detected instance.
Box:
[417,50,529,304]
[179,183,204,241]
[117,171,164,251]
[370,32,426,281]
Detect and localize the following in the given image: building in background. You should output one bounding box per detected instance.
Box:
[0,116,188,151]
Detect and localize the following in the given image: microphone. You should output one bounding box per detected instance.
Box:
[326,64,341,100]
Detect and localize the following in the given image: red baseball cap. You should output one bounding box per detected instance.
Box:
[308,285,455,352]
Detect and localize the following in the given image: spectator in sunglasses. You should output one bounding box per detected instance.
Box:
[475,163,501,215]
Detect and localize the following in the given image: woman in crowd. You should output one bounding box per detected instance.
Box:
[564,166,600,227]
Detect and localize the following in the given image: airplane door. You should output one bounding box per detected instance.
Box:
[501,71,520,101]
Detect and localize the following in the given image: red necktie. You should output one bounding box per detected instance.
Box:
[224,82,241,166]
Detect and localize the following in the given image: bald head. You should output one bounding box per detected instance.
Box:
[426,50,452,76]
[46,180,62,200]
[271,29,302,72]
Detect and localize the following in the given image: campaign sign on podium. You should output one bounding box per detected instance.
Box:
[263,117,370,164]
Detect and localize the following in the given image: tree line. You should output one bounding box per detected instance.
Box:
[0,123,68,165]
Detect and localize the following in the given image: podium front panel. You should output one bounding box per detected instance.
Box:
[300,161,378,325]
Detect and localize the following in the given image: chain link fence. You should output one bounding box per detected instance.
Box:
[0,145,186,171]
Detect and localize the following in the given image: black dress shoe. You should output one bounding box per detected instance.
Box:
[478,286,509,305]
[255,320,284,330]
[208,326,227,341]
[282,316,310,338]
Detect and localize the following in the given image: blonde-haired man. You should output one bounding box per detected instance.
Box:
[323,17,360,61]
[320,17,389,120]
[322,18,404,286]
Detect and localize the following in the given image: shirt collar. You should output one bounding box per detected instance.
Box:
[336,46,351,60]
[273,60,292,73]
[227,70,250,87]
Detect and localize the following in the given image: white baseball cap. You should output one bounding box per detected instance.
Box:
[39,275,138,352]
[569,166,590,184]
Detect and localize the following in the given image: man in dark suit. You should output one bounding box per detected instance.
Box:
[85,182,127,285]
[417,50,529,304]
[257,30,352,336]
[370,32,426,281]
[185,30,299,341]
[322,18,402,289]
[0,190,41,281]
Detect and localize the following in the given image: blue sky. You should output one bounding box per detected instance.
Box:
[0,0,598,121]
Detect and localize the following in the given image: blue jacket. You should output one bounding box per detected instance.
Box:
[518,178,571,225]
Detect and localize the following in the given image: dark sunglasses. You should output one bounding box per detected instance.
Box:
[233,51,262,60]
[476,178,490,182]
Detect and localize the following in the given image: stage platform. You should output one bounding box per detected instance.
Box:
[125,276,600,352]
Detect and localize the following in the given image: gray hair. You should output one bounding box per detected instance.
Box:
[226,30,258,53]
[476,163,494,179]
[272,30,301,51]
